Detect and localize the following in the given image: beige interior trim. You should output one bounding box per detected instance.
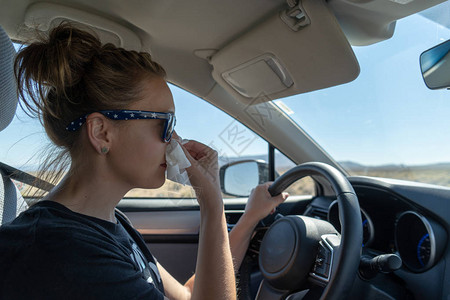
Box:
[210,0,360,104]
[23,2,142,50]
[2,0,445,101]
[329,0,446,46]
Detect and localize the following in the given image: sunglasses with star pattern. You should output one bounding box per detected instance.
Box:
[66,110,176,142]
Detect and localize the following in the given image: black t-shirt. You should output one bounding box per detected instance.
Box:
[0,200,165,300]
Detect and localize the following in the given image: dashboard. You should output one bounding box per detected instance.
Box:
[302,176,450,300]
[119,174,450,299]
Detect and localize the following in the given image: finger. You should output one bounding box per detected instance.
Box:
[184,141,218,161]
[176,140,198,164]
[262,181,273,187]
[172,131,181,142]
[182,141,210,160]
[263,181,274,192]
[177,141,216,175]
[182,139,208,151]
[272,192,289,205]
[178,141,203,161]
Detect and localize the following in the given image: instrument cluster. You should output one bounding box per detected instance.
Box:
[327,198,447,273]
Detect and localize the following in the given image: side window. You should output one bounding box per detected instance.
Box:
[0,44,50,198]
[127,84,315,199]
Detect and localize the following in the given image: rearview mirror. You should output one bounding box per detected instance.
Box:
[420,39,450,90]
[219,160,270,197]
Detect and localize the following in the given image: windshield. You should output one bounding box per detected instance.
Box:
[275,2,450,187]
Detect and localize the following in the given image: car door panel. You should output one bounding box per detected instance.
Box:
[117,196,313,283]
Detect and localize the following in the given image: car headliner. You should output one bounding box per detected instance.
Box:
[0,0,446,170]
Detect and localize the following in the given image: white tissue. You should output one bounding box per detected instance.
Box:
[165,138,191,186]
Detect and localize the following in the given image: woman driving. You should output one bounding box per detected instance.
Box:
[0,23,288,299]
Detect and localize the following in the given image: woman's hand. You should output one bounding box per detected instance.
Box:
[228,182,289,272]
[243,182,289,226]
[181,140,220,188]
[173,132,222,209]
[171,133,236,299]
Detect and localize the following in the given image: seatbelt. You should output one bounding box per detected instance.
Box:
[0,162,54,192]
[0,161,132,223]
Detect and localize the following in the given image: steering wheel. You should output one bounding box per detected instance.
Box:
[244,162,362,300]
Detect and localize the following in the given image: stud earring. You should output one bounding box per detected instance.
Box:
[101,146,109,154]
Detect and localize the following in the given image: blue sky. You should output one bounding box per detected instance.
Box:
[1,7,449,170]
[278,11,450,166]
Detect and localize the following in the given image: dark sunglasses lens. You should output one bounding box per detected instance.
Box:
[164,116,176,142]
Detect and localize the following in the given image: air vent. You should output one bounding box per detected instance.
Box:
[248,228,268,258]
[307,207,328,220]
[225,210,245,231]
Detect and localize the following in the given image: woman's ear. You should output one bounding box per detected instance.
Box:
[85,113,113,155]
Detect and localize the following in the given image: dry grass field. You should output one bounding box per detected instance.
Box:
[350,169,450,187]
[342,162,450,188]
[16,168,315,199]
[14,163,450,200]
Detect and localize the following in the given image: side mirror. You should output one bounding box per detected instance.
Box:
[420,39,450,90]
[219,160,270,197]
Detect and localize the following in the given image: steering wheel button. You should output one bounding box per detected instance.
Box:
[315,257,324,266]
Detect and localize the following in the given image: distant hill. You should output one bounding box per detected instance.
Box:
[222,155,450,173]
[218,153,294,168]
[339,161,450,172]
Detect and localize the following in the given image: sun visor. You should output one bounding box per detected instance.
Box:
[210,0,360,104]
